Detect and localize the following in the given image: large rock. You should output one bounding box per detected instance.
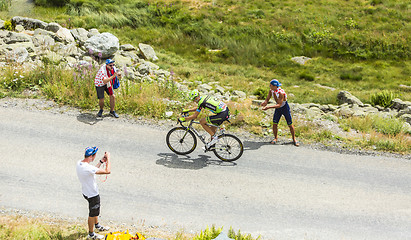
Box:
[84,32,119,58]
[138,43,158,61]
[291,56,311,65]
[391,98,411,111]
[5,32,31,44]
[32,35,55,48]
[136,61,159,75]
[11,16,48,30]
[70,28,89,46]
[56,27,75,43]
[337,91,364,106]
[45,22,62,33]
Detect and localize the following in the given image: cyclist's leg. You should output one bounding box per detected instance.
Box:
[200,117,216,136]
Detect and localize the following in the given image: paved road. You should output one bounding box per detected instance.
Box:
[1,100,410,239]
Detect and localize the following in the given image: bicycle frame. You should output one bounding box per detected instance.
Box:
[178,119,225,146]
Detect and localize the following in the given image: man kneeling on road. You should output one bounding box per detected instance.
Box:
[76,147,111,239]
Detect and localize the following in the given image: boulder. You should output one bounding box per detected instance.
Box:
[56,27,75,43]
[87,28,99,38]
[138,43,158,61]
[84,32,119,58]
[337,91,364,106]
[70,28,89,46]
[5,32,31,44]
[45,22,62,33]
[232,90,246,98]
[12,16,48,30]
[291,56,311,65]
[120,44,135,51]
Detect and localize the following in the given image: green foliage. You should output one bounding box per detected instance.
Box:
[34,0,69,7]
[299,71,315,81]
[370,90,396,108]
[340,66,363,81]
[340,115,405,136]
[194,226,258,240]
[371,115,404,136]
[253,87,268,100]
[0,0,11,11]
[3,20,13,31]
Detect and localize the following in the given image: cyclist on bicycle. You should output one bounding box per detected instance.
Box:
[179,89,230,149]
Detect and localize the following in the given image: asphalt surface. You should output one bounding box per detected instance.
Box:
[0,98,410,240]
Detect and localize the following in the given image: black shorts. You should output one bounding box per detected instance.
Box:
[206,109,230,126]
[83,194,100,217]
[96,85,114,99]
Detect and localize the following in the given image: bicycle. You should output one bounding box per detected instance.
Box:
[166,113,244,162]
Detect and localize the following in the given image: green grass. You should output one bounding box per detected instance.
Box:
[0,215,259,240]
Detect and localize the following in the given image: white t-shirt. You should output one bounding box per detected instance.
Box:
[76,160,99,198]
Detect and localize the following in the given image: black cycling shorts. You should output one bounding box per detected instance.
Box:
[206,109,230,126]
[96,85,113,99]
[83,194,100,217]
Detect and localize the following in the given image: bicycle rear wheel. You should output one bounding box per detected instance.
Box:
[213,134,243,161]
[166,127,197,155]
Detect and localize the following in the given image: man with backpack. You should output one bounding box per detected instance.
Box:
[94,59,121,118]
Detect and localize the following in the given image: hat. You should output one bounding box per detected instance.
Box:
[270,79,282,87]
[85,146,98,157]
[105,59,115,65]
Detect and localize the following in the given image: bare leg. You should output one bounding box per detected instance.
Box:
[289,124,299,146]
[271,123,278,144]
[200,118,217,137]
[109,95,115,112]
[88,216,98,233]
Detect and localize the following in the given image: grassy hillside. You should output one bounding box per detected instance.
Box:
[0,0,410,153]
[1,0,409,104]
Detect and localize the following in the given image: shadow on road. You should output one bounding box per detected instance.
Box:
[243,140,299,151]
[77,113,102,125]
[156,153,236,170]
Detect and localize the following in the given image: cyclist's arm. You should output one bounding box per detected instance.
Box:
[185,109,200,121]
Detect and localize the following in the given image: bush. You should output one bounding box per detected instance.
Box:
[34,0,69,7]
[3,20,13,31]
[299,71,315,81]
[253,86,268,100]
[370,90,396,108]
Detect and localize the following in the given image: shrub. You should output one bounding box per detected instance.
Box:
[299,71,315,81]
[370,90,396,108]
[253,86,268,100]
[3,20,13,31]
[34,0,69,7]
[371,115,404,136]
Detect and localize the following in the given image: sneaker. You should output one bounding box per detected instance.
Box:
[109,111,119,118]
[95,224,110,232]
[97,109,103,117]
[206,136,219,149]
[87,232,104,239]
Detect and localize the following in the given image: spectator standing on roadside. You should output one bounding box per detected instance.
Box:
[76,147,111,239]
[94,59,121,118]
[261,79,299,146]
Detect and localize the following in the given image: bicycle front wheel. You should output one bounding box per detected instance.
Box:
[166,127,197,155]
[213,134,244,162]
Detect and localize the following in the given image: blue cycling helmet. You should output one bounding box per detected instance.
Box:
[85,146,98,157]
[188,89,199,100]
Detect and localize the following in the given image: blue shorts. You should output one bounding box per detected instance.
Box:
[273,102,292,125]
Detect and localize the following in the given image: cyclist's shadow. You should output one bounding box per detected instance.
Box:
[243,140,271,151]
[156,153,236,170]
